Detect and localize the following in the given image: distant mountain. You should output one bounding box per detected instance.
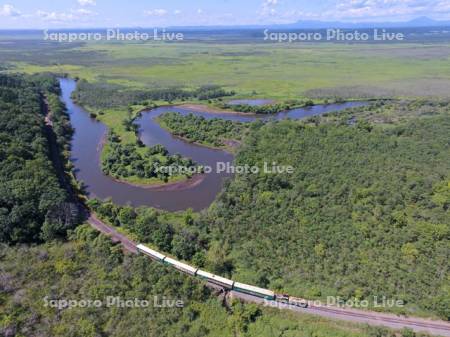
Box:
[407,16,444,26]
[284,17,450,29]
[7,16,448,32]
[169,17,450,31]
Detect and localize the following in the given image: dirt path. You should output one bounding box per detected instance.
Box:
[88,214,137,253]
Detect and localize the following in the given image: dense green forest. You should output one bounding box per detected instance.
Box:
[72,80,235,109]
[0,225,426,337]
[200,102,450,319]
[158,112,248,148]
[0,73,80,244]
[102,132,199,182]
[218,100,313,114]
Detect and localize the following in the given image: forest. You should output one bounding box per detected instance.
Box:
[102,131,199,182]
[158,112,248,148]
[201,101,450,319]
[218,100,314,114]
[0,73,80,244]
[0,224,429,337]
[72,80,235,109]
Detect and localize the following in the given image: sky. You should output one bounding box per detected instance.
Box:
[0,0,449,29]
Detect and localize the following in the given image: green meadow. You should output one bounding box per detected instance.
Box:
[8,41,450,100]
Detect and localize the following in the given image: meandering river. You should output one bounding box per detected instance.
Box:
[60,78,367,211]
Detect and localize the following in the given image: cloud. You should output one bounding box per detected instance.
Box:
[37,10,74,22]
[0,4,21,17]
[263,0,450,23]
[260,0,279,17]
[332,0,450,19]
[36,8,96,22]
[77,0,96,6]
[144,9,168,16]
[436,0,450,12]
[197,8,203,14]
[174,9,182,15]
[73,8,96,16]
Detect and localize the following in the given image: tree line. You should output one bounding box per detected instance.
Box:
[72,80,235,109]
[102,131,198,182]
[158,112,248,148]
[0,73,81,244]
[217,99,314,114]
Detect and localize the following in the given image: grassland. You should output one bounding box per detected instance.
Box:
[2,40,449,99]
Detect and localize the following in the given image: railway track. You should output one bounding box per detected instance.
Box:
[309,305,450,334]
[87,214,450,336]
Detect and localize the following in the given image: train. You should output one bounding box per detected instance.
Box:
[137,244,308,307]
